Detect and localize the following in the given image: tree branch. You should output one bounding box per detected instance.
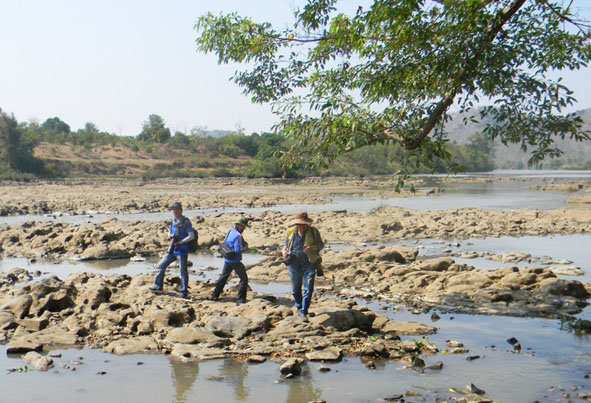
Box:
[538,0,591,38]
[399,0,527,150]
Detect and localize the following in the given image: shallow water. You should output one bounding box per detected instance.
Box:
[0,176,577,226]
[2,305,590,403]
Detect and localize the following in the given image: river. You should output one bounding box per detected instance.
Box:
[1,171,591,402]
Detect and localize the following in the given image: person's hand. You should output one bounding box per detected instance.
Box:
[303,245,312,253]
[282,249,287,259]
[174,241,180,246]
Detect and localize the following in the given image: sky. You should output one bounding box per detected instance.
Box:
[0,0,590,136]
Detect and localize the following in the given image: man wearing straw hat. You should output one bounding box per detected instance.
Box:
[210,217,250,305]
[282,210,324,321]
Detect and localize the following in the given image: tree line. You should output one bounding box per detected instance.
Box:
[1,110,496,180]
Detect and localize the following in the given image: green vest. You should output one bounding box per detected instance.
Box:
[286,226,324,263]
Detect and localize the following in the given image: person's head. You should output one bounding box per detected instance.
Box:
[170,202,183,219]
[290,210,313,230]
[234,217,250,233]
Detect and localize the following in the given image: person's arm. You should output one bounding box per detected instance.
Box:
[282,232,289,259]
[314,228,325,251]
[240,235,248,252]
[304,228,324,252]
[176,231,195,245]
[176,221,195,245]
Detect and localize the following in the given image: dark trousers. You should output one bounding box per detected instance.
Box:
[212,261,248,301]
[154,252,188,293]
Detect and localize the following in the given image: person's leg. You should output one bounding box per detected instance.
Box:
[179,253,189,296]
[154,253,176,289]
[301,263,316,315]
[234,262,248,302]
[288,264,303,313]
[212,262,233,299]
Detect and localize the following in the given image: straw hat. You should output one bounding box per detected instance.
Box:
[290,210,313,226]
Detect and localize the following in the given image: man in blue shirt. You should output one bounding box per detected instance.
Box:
[150,202,195,298]
[210,217,249,305]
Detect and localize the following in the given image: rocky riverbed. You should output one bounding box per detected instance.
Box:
[249,245,591,319]
[1,175,591,402]
[0,177,431,216]
[1,200,591,260]
[0,270,439,367]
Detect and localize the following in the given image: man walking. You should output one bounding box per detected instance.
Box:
[150,202,195,298]
[282,211,324,321]
[210,217,250,305]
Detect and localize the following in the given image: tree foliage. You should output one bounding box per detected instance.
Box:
[41,117,71,135]
[196,0,591,181]
[137,114,171,143]
[0,109,44,176]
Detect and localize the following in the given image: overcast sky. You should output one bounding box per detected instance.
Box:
[1,0,590,136]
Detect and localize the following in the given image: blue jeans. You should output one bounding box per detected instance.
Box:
[288,261,316,315]
[154,252,188,293]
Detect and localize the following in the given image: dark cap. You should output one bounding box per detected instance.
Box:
[235,217,250,228]
[170,202,182,210]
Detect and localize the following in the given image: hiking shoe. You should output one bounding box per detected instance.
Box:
[298,312,309,322]
[180,292,188,299]
[236,299,247,306]
[208,296,219,302]
[149,286,163,292]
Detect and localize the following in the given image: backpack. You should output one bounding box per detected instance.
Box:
[188,230,198,253]
[173,217,199,253]
[217,230,236,259]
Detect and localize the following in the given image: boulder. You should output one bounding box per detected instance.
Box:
[104,336,159,355]
[23,351,54,371]
[305,347,342,362]
[246,355,267,363]
[31,289,73,316]
[310,310,375,331]
[381,321,437,336]
[143,305,195,330]
[78,244,131,260]
[420,257,454,272]
[538,279,589,298]
[0,295,33,319]
[79,284,112,310]
[165,327,226,346]
[14,326,77,347]
[171,345,231,360]
[207,316,252,339]
[360,342,390,358]
[0,311,17,330]
[549,266,585,276]
[17,318,49,332]
[279,358,302,376]
[6,339,43,354]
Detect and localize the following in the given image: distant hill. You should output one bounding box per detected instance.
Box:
[445,107,591,169]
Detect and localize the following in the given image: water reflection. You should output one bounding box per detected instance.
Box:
[285,368,322,403]
[170,360,199,403]
[219,359,250,401]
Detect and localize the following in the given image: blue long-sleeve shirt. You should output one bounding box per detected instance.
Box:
[223,227,247,263]
[169,216,194,256]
